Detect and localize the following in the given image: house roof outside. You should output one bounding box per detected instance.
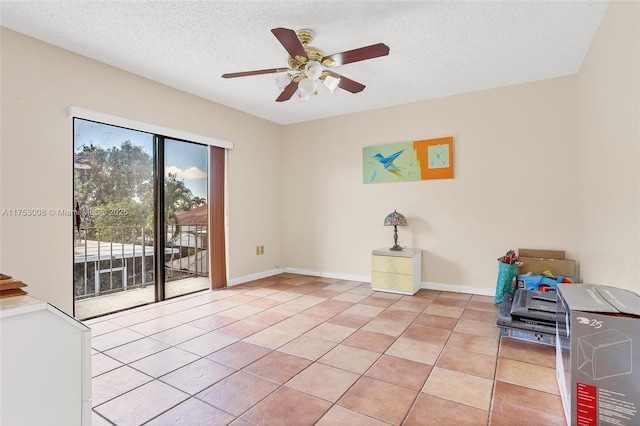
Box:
[174,204,208,226]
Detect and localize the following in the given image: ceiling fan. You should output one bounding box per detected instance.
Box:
[221,28,390,102]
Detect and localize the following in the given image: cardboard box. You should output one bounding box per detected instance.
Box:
[556,284,640,426]
[517,248,574,277]
[518,248,565,260]
[519,257,575,277]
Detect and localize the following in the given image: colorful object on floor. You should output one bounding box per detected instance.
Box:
[495,249,522,304]
[517,273,575,292]
[498,249,517,265]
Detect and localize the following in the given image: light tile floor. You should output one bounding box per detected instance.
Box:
[85,273,566,425]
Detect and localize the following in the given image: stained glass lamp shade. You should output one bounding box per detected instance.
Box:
[384,210,407,251]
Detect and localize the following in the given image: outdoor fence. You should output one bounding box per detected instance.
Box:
[74,224,208,299]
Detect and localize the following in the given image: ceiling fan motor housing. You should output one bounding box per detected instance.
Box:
[287,30,335,70]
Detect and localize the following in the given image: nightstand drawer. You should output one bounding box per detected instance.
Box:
[371,271,414,292]
[370,248,422,295]
[371,255,413,274]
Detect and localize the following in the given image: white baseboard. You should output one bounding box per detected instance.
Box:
[283,267,370,283]
[227,268,284,286]
[230,268,495,297]
[423,281,495,297]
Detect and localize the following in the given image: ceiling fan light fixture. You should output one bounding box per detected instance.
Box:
[275,74,291,89]
[305,60,323,80]
[298,90,310,101]
[323,75,340,93]
[299,77,317,94]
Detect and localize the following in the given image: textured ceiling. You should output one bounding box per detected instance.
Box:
[1,1,609,125]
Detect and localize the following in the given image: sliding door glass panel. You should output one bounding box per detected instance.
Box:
[73,119,155,319]
[164,139,209,298]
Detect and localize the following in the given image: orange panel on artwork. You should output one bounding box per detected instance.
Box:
[413,137,454,180]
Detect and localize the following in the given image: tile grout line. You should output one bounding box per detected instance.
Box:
[89,276,547,425]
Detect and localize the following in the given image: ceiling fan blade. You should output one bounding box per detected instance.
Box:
[322,43,390,66]
[324,71,366,93]
[276,80,299,102]
[271,28,308,62]
[222,68,289,78]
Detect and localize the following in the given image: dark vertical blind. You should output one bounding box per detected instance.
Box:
[209,146,227,289]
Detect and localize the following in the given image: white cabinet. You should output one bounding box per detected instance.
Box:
[0,296,92,425]
[371,247,422,295]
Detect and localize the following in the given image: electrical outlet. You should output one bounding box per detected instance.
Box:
[260,245,264,255]
[256,246,260,255]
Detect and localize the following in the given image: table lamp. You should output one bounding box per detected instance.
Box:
[384,210,407,251]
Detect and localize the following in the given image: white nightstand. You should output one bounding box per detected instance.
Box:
[371,247,422,295]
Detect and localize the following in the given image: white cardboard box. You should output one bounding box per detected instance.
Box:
[556,284,640,426]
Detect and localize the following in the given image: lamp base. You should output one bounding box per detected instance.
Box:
[390,225,403,251]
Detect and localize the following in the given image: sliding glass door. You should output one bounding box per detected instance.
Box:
[73,119,156,319]
[163,139,210,298]
[73,120,211,319]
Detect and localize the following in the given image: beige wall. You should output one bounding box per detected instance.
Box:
[576,0,640,293]
[0,28,284,313]
[280,0,639,294]
[282,77,579,293]
[1,0,638,315]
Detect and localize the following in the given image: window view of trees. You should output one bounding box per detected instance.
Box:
[74,141,201,243]
[74,141,153,242]
[165,171,195,237]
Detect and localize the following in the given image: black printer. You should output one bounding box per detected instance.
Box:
[496,288,562,345]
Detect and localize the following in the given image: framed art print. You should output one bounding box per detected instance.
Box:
[363,136,454,183]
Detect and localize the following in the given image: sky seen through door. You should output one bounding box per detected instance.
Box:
[74,119,207,200]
